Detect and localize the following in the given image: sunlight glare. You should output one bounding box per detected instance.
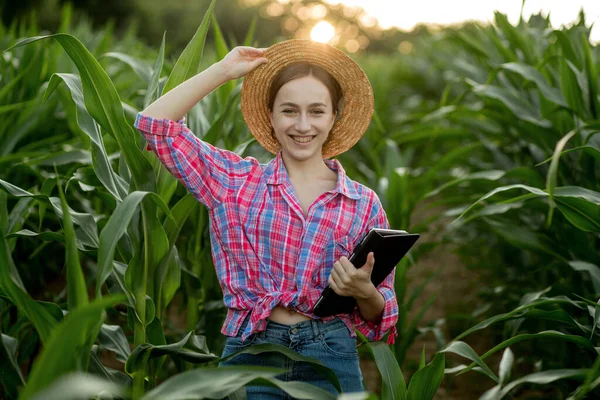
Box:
[311,21,336,43]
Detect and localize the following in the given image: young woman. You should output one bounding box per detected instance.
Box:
[134,39,398,398]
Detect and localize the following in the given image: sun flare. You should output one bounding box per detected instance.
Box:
[310,21,336,43]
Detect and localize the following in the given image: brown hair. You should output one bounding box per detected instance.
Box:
[267,63,343,117]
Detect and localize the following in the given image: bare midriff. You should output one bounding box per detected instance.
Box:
[267,305,312,325]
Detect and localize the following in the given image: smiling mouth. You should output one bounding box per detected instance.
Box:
[290,135,316,143]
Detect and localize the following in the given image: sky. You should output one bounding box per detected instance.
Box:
[322,0,600,42]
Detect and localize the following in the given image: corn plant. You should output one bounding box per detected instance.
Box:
[380,10,600,399]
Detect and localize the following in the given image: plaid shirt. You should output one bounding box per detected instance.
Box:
[134,113,398,344]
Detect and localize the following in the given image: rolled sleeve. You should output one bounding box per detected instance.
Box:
[133,112,256,209]
[351,195,399,344]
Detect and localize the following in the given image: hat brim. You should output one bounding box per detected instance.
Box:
[241,39,374,159]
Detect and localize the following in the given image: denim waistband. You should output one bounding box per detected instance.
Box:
[239,313,349,341]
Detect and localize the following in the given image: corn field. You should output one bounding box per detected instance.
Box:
[1,2,599,399]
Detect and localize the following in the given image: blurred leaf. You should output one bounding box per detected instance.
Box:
[144,32,166,109]
[501,62,567,107]
[99,52,152,82]
[498,347,514,385]
[141,366,336,400]
[212,15,235,108]
[162,0,216,95]
[0,333,25,399]
[30,372,125,400]
[569,261,600,295]
[471,84,551,127]
[243,16,258,47]
[535,145,600,166]
[20,295,125,400]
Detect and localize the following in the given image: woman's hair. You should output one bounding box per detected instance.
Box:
[267,63,343,117]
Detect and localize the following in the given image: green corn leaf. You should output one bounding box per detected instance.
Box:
[535,145,600,166]
[569,261,600,296]
[126,331,216,373]
[406,352,445,400]
[0,333,25,399]
[453,184,548,224]
[56,168,88,311]
[45,73,128,201]
[98,324,131,364]
[30,372,125,400]
[243,15,258,46]
[6,33,156,192]
[0,192,60,344]
[20,295,125,400]
[458,331,596,377]
[96,191,174,297]
[500,62,567,107]
[363,340,406,400]
[498,347,514,385]
[212,14,235,109]
[161,0,216,95]
[494,11,535,64]
[144,32,166,109]
[555,196,600,233]
[216,343,342,393]
[471,84,551,127]
[482,369,587,400]
[141,366,337,400]
[580,31,599,119]
[441,341,498,382]
[559,57,588,118]
[98,52,152,83]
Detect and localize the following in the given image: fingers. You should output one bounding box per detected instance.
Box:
[365,252,375,269]
[338,256,357,276]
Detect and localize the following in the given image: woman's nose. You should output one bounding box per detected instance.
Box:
[295,113,311,132]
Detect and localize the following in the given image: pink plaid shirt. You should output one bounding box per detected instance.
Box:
[134,112,398,344]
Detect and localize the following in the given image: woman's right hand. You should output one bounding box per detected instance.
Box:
[219,46,268,80]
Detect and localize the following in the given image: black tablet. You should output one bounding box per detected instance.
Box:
[312,228,420,317]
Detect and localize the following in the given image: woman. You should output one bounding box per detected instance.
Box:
[134,39,398,398]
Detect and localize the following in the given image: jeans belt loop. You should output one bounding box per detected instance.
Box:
[311,319,320,338]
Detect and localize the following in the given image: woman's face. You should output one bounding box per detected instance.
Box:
[269,75,337,162]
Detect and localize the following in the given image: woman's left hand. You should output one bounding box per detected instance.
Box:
[328,252,377,300]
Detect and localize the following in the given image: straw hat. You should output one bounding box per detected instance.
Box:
[241,39,374,159]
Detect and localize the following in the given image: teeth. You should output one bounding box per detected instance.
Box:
[291,136,314,143]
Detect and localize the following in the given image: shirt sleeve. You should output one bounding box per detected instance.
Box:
[350,195,399,345]
[133,112,257,209]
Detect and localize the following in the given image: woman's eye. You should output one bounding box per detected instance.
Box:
[283,109,296,114]
[311,110,325,114]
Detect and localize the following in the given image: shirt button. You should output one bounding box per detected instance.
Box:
[291,327,298,334]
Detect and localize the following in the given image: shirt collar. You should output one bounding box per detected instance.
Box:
[265,150,360,200]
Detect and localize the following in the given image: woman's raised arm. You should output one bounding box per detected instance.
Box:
[141,46,268,121]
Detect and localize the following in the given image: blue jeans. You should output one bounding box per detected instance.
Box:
[218,314,364,399]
